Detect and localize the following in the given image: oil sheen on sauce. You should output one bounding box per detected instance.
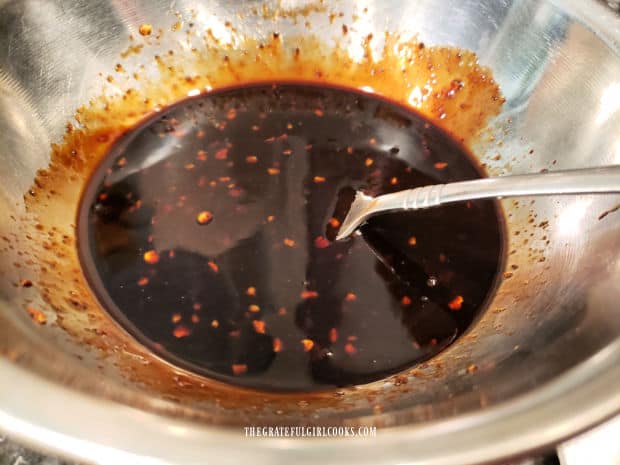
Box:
[77,83,503,391]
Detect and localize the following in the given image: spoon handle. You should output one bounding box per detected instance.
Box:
[386,166,620,210]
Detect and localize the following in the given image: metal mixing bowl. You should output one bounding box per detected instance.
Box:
[1,1,619,464]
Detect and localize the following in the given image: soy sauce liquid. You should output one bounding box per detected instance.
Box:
[78,83,503,392]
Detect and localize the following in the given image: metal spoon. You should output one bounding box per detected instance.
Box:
[335,165,620,240]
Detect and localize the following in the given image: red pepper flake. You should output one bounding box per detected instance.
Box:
[448,295,464,311]
[196,211,214,225]
[196,130,205,138]
[98,193,108,201]
[283,238,296,247]
[246,155,258,163]
[207,261,219,273]
[215,148,228,160]
[173,325,190,338]
[265,136,276,142]
[246,286,256,296]
[209,180,217,188]
[137,276,149,286]
[193,303,202,311]
[439,253,447,263]
[251,125,260,132]
[219,176,231,182]
[273,337,283,353]
[191,314,200,323]
[313,176,326,183]
[196,150,207,161]
[328,217,341,229]
[313,109,324,117]
[26,307,47,324]
[390,177,398,185]
[434,162,448,170]
[347,335,358,342]
[143,250,160,265]
[369,137,377,145]
[467,363,478,374]
[248,304,260,313]
[228,188,242,198]
[365,158,374,167]
[278,307,287,316]
[430,338,438,346]
[345,292,357,302]
[304,144,313,151]
[171,313,182,323]
[286,122,294,129]
[229,329,241,337]
[329,328,338,343]
[282,149,293,156]
[168,250,176,259]
[314,236,330,249]
[184,163,195,171]
[116,157,127,167]
[232,364,248,375]
[300,290,319,299]
[401,295,412,306]
[252,320,266,334]
[466,201,472,209]
[346,146,354,154]
[267,167,280,175]
[226,108,237,120]
[211,319,219,328]
[267,215,275,223]
[344,342,357,355]
[301,339,315,351]
[408,236,417,246]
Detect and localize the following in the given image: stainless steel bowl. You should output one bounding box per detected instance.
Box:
[1,1,619,464]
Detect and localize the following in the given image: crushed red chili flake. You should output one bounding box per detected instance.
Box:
[252,320,266,334]
[184,163,195,170]
[191,314,200,323]
[301,339,315,351]
[365,157,374,167]
[369,137,377,145]
[251,125,260,131]
[232,364,248,375]
[286,122,294,129]
[267,167,280,175]
[390,177,398,185]
[214,148,228,160]
[246,286,257,296]
[314,236,330,249]
[282,149,293,156]
[401,295,412,306]
[173,325,191,338]
[408,236,417,246]
[245,155,258,163]
[467,363,478,374]
[344,342,357,355]
[434,162,448,169]
[171,313,182,323]
[283,238,296,247]
[313,109,324,117]
[98,193,108,201]
[193,303,202,311]
[248,304,260,313]
[346,146,354,154]
[196,150,208,161]
[300,290,319,299]
[168,250,176,258]
[26,307,47,324]
[196,129,205,138]
[273,337,283,353]
[137,276,149,286]
[277,307,287,316]
[116,157,127,167]
[143,250,160,264]
[207,261,219,272]
[209,180,217,187]
[229,329,241,337]
[329,327,338,343]
[328,217,341,228]
[210,319,219,328]
[345,292,357,302]
[267,215,275,222]
[448,295,464,310]
[226,108,237,120]
[313,175,326,183]
[196,210,214,225]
